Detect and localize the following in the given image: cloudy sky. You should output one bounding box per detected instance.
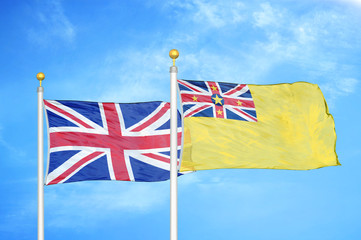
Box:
[1,0,361,239]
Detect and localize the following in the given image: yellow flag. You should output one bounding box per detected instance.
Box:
[179,80,339,172]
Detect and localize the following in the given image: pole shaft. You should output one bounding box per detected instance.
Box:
[170,66,178,240]
[37,86,44,240]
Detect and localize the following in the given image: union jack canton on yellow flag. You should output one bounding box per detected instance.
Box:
[177,79,340,172]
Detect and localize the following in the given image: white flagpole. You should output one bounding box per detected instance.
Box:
[37,72,45,240]
[169,49,179,240]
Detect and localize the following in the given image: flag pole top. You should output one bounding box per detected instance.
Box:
[36,72,45,87]
[169,49,179,66]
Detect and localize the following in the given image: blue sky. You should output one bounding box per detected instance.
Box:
[1,0,361,239]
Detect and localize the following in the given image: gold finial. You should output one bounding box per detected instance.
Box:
[169,49,179,66]
[36,72,45,87]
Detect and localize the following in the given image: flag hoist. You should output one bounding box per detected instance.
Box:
[37,72,45,240]
[169,49,179,240]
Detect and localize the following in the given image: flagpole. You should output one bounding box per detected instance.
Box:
[169,49,179,240]
[37,72,45,240]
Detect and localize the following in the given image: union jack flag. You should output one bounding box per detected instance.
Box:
[177,79,257,122]
[44,100,182,185]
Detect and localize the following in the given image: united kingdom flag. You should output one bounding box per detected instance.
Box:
[177,79,257,122]
[44,100,182,185]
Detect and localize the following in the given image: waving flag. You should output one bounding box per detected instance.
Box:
[44,100,182,185]
[178,80,340,172]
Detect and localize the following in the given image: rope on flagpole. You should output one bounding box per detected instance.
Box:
[169,49,179,240]
[37,72,45,240]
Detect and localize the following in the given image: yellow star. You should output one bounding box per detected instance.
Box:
[237,100,243,106]
[192,96,198,101]
[211,85,218,91]
[212,95,223,105]
[217,109,223,115]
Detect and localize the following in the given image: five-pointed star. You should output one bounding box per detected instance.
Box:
[211,85,218,91]
[237,100,243,106]
[192,96,198,101]
[217,109,223,115]
[212,95,223,105]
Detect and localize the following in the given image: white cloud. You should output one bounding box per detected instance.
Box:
[253,2,283,27]
[96,48,172,103]
[177,50,262,84]
[27,0,75,45]
[244,2,361,86]
[43,46,174,103]
[47,1,360,107]
[332,0,361,7]
[339,78,358,93]
[165,0,246,28]
[320,78,359,107]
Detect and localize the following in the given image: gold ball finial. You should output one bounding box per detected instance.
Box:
[37,72,45,81]
[36,72,45,86]
[169,49,179,59]
[169,49,179,66]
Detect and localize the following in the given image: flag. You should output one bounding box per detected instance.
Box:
[178,79,340,171]
[44,100,182,185]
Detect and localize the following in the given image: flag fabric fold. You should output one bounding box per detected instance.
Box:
[178,80,340,172]
[44,100,182,185]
